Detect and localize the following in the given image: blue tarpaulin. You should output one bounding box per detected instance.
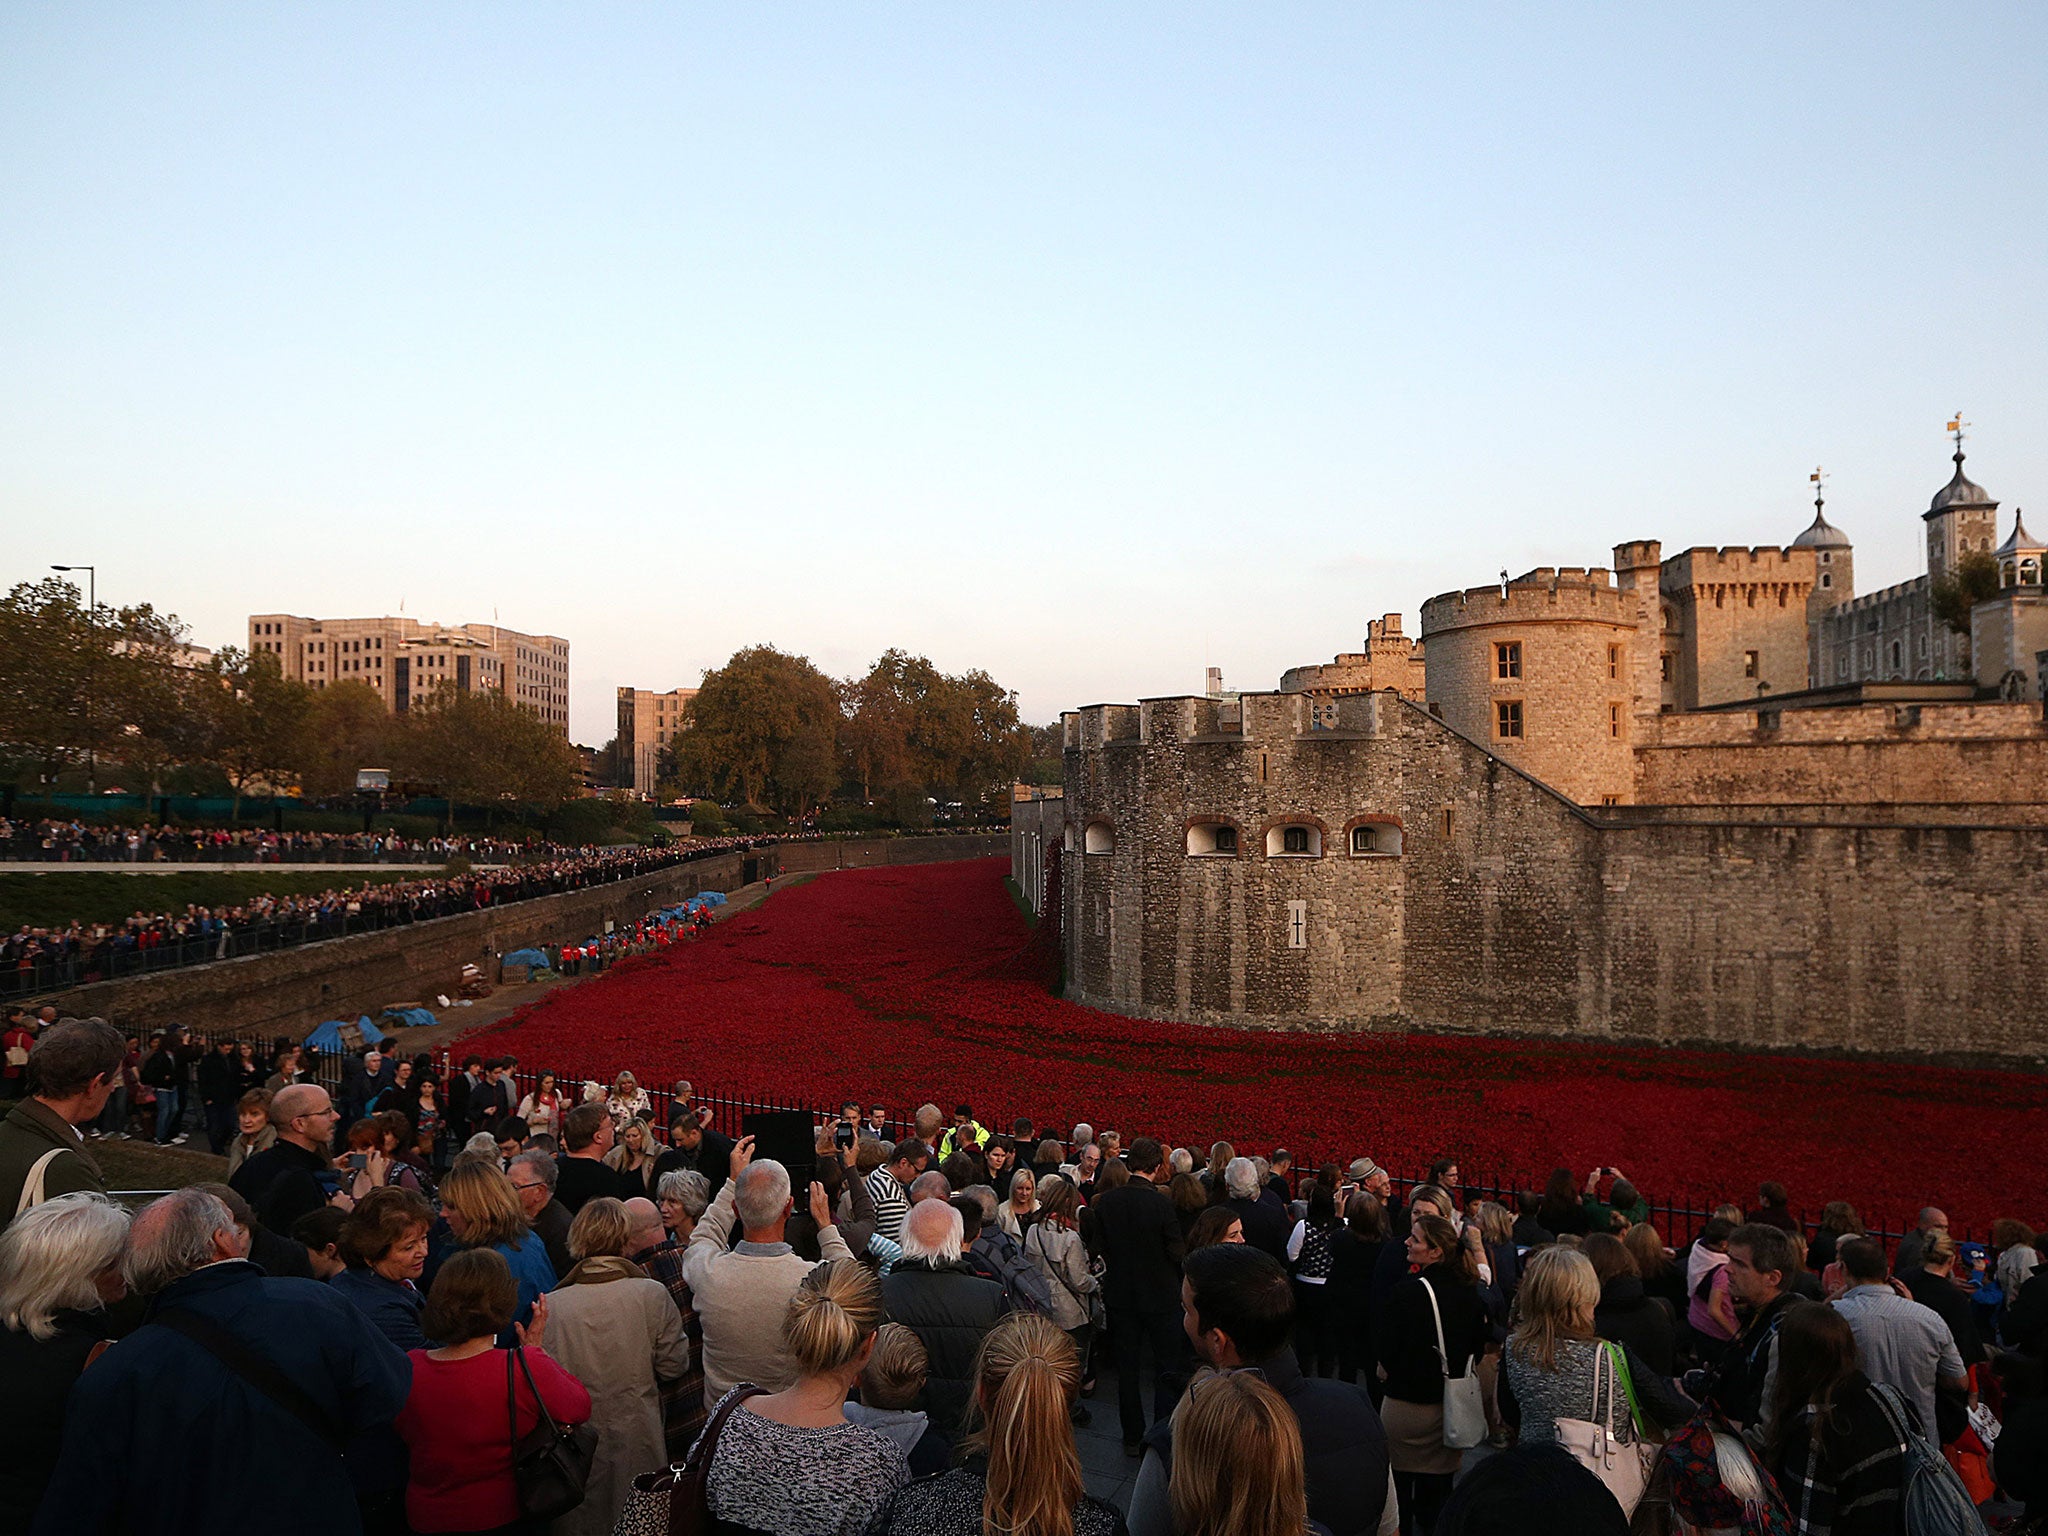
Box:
[380,1007,437,1029]
[305,1014,386,1052]
[502,948,551,968]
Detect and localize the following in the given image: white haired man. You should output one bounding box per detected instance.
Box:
[33,1187,408,1536]
[880,1196,1009,1435]
[680,1135,850,1398]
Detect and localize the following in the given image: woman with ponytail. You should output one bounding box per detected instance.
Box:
[867,1312,1126,1536]
[698,1258,909,1536]
[1168,1368,1319,1536]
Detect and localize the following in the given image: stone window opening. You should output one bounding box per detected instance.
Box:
[1083,820,1116,855]
[1889,640,1902,674]
[1349,821,1403,856]
[1495,642,1521,680]
[1821,572,1832,590]
[1495,700,1523,740]
[1659,653,1672,682]
[1608,703,1622,739]
[1265,824,1322,858]
[1743,650,1759,679]
[1186,821,1240,857]
[1607,645,1620,680]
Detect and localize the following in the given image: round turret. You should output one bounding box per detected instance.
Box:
[1792,509,1852,549]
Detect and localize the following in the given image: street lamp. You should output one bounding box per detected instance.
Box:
[51,564,97,794]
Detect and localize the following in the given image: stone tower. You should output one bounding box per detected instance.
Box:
[1925,432,1999,680]
[1419,566,1639,805]
[1792,477,1853,689]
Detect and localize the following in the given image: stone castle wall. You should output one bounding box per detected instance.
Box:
[1061,693,2048,1062]
[1635,700,2048,808]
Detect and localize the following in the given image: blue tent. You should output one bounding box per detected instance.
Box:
[380,1007,437,1030]
[304,1014,387,1053]
[503,948,551,968]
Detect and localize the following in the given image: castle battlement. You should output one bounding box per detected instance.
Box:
[1420,570,1638,634]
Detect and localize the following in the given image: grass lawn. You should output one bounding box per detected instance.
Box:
[0,869,417,932]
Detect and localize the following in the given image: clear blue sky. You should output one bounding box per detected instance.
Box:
[5,6,2044,741]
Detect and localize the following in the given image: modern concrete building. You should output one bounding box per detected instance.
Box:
[616,685,700,795]
[246,614,570,731]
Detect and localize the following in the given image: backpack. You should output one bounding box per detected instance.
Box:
[1868,1382,1988,1536]
[1660,1409,1794,1536]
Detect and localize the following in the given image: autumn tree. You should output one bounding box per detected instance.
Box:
[671,645,840,814]
[193,648,315,819]
[395,682,581,829]
[292,680,397,797]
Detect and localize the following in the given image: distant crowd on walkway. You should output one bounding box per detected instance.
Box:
[2,1013,2042,1536]
[0,840,752,999]
[0,819,582,866]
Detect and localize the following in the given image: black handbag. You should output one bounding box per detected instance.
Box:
[508,1344,596,1521]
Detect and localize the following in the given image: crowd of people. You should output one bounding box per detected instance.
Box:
[1,1018,2043,1536]
[0,818,596,866]
[0,840,754,999]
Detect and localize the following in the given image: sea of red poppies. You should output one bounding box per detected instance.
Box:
[464,857,2043,1236]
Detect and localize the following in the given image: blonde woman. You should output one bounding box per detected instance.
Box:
[1504,1245,1689,1448]
[998,1166,1040,1238]
[700,1259,909,1536]
[605,1071,651,1129]
[1167,1368,1313,1536]
[603,1116,659,1195]
[543,1198,688,1536]
[433,1158,555,1331]
[867,1314,1122,1536]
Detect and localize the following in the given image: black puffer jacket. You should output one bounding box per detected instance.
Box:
[1595,1275,1676,1376]
[881,1259,1010,1434]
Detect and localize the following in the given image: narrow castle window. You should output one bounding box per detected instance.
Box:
[1659,654,1672,683]
[1495,642,1521,680]
[1607,645,1620,680]
[1284,827,1309,853]
[1890,641,1902,673]
[1821,573,1832,590]
[1743,650,1759,679]
[1495,700,1523,739]
[1608,703,1622,739]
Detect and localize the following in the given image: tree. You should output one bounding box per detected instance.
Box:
[947,668,1032,814]
[1021,722,1065,786]
[839,651,1031,819]
[395,682,580,829]
[292,681,396,798]
[194,648,315,819]
[1931,550,2001,634]
[0,577,101,787]
[671,645,841,814]
[107,606,212,798]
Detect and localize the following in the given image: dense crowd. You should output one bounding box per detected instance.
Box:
[2,1019,2042,1536]
[0,818,596,866]
[0,841,763,999]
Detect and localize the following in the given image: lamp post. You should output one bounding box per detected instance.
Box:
[51,564,97,794]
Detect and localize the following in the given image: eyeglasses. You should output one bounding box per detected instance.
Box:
[509,1181,545,1194]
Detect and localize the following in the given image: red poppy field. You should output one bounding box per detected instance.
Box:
[463,857,2044,1235]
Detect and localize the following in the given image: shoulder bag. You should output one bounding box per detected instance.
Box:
[1555,1341,1654,1516]
[509,1344,597,1522]
[1420,1276,1487,1450]
[1028,1221,1104,1328]
[614,1384,765,1536]
[14,1147,66,1216]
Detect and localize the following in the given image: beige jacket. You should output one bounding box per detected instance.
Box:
[543,1256,690,1536]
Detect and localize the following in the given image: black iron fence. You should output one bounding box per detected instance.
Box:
[443,1065,1963,1255]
